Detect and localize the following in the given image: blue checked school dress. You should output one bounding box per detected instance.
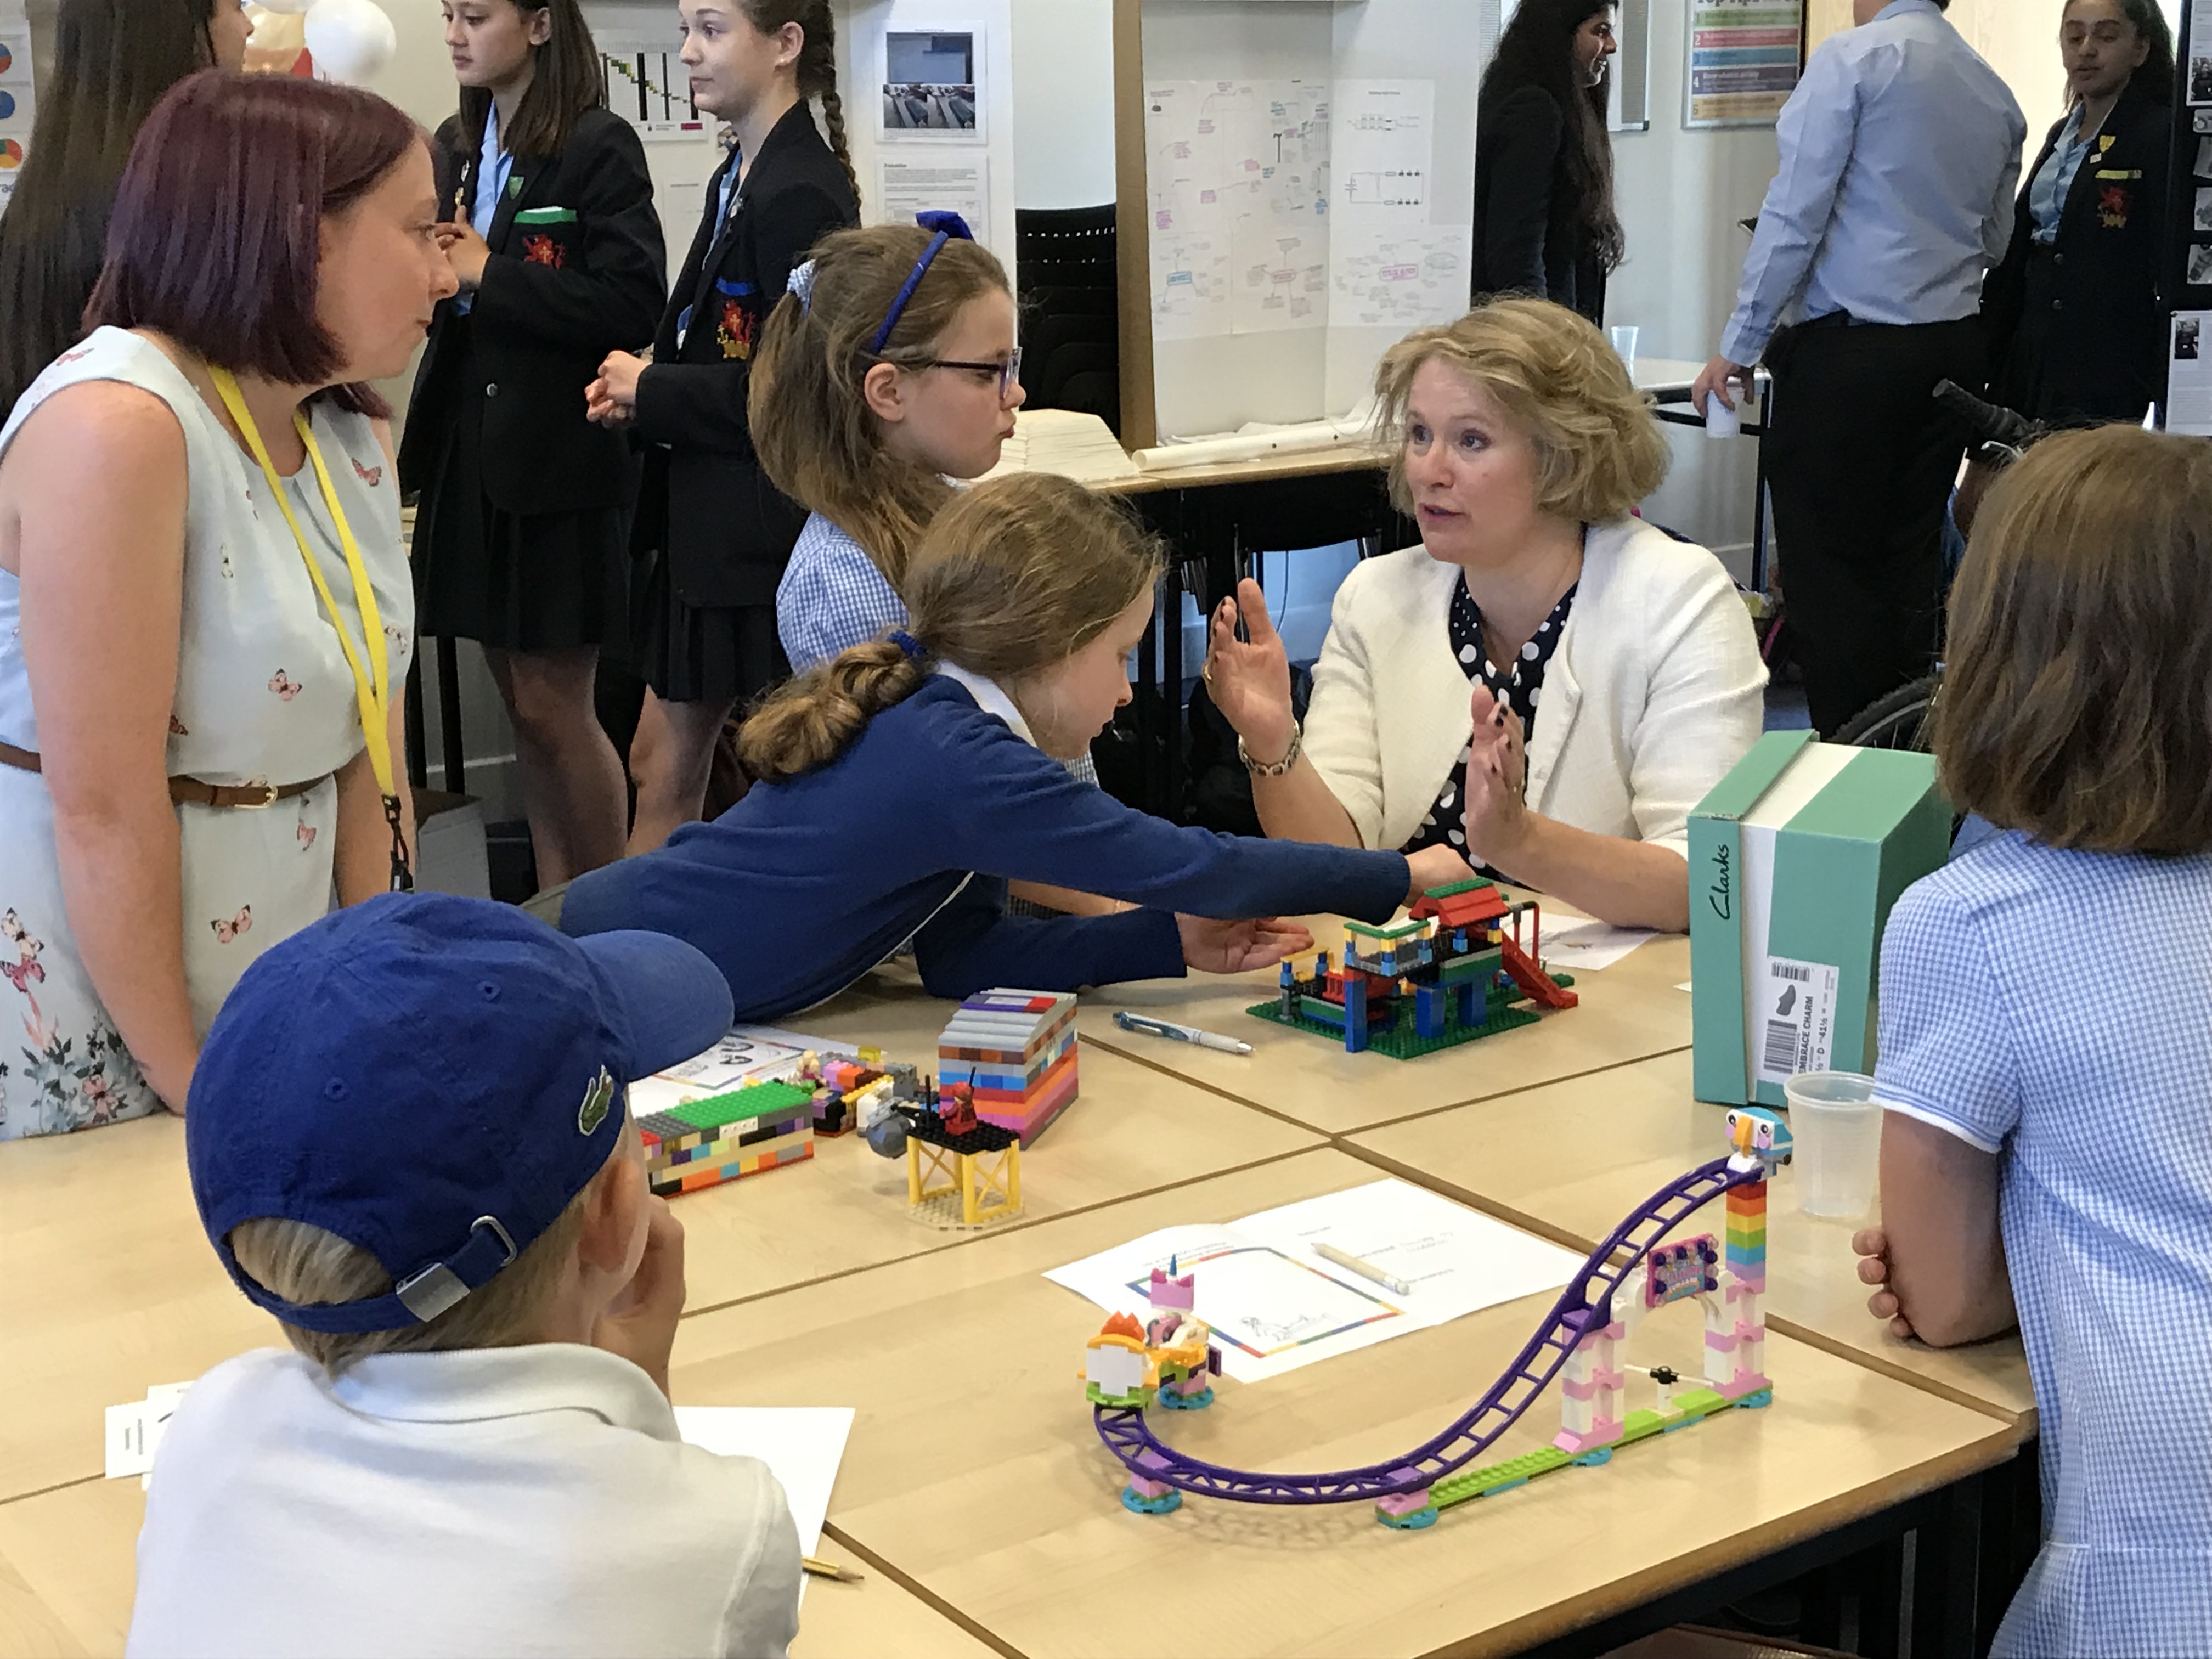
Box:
[1874,830,2212,1657]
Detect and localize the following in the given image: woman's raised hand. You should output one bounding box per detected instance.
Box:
[1462,685,1532,873]
[1204,578,1299,764]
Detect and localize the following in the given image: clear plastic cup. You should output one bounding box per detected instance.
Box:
[1704,389,1742,438]
[1610,325,1639,377]
[1784,1070,1882,1219]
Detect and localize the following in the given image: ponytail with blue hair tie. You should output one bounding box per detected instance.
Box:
[869,211,975,354]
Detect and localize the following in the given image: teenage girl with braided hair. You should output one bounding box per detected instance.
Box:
[586,0,859,853]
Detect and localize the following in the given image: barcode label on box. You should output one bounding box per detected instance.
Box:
[1753,955,1839,1086]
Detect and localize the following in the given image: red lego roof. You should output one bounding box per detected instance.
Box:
[1410,886,1508,929]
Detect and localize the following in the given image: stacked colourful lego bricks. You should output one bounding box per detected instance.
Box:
[937,988,1079,1143]
[637,1079,815,1196]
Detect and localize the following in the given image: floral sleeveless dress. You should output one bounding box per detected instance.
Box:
[0,330,413,1138]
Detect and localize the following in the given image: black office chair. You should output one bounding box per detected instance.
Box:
[1015,205,1120,435]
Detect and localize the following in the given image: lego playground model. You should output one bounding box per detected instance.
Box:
[637,1079,816,1197]
[1084,1267,1226,1511]
[939,989,1079,1142]
[789,1048,915,1137]
[859,1073,1026,1229]
[1079,1108,1795,1528]
[1249,879,1577,1059]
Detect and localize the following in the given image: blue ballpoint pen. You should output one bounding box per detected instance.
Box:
[1113,1012,1253,1055]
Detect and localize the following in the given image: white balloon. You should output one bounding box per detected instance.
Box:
[302,0,397,86]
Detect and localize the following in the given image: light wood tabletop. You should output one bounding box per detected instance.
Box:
[1346,1050,2038,1430]
[0,1041,1316,1505]
[0,1477,1004,1659]
[1086,921,1693,1137]
[666,1148,2021,1659]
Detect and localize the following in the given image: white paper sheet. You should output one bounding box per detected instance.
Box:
[877,159,990,245]
[1232,1180,1584,1328]
[2170,312,2212,435]
[107,1381,193,1489]
[1048,1185,1583,1384]
[1531,918,1656,973]
[669,1406,855,1556]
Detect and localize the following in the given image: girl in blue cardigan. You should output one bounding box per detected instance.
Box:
[557,473,1475,1018]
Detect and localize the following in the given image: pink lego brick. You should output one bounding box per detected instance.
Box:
[1705,1329,1739,1354]
[1718,1371,1771,1401]
[1562,1374,1604,1402]
[1126,1473,1172,1499]
[1551,1420,1624,1455]
[1375,1488,1434,1517]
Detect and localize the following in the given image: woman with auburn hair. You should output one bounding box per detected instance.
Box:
[1852,424,2212,1657]
[0,0,252,420]
[1204,299,1767,933]
[0,72,457,1137]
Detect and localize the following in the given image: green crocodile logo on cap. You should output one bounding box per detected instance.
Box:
[578,1065,614,1135]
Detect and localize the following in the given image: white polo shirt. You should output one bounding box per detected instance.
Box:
[127,1344,802,1659]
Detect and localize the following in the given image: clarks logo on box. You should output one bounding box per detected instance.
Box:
[1707,842,1732,921]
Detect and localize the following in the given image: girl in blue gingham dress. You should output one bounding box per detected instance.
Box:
[1855,425,2212,1659]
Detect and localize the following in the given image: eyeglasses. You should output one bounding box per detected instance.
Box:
[922,345,1023,400]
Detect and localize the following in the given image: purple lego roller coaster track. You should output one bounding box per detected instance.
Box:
[1091,1153,1770,1506]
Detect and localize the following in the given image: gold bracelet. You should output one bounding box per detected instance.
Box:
[1238,727,1303,777]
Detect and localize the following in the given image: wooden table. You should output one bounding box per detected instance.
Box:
[1346,1051,2037,1429]
[1085,922,1693,1137]
[668,1149,2022,1659]
[0,1477,1001,1659]
[0,1035,1316,1504]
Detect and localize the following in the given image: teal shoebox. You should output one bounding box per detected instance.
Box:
[1689,732,1950,1108]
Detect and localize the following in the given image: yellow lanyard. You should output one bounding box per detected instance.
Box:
[208,366,411,889]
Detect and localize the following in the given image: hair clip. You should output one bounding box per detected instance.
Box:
[787,259,819,314]
[888,629,927,661]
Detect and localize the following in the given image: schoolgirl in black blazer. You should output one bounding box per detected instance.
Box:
[586,0,860,853]
[400,0,666,887]
[1984,74,2172,426]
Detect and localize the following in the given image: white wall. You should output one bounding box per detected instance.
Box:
[1010,0,1115,207]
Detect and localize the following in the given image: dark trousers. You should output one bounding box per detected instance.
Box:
[1765,316,1984,736]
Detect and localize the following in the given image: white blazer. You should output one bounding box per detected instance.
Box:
[1302,517,1768,860]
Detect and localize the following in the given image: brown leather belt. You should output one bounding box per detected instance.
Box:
[0,740,328,809]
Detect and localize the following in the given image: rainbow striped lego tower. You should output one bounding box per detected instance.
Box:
[1708,1177,1771,1400]
[938,988,1079,1143]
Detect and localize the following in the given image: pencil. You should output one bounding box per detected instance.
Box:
[802,1555,865,1583]
[1313,1241,1413,1297]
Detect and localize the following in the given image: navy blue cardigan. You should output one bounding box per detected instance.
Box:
[560,677,1412,1020]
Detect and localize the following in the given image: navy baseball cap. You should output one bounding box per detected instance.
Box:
[187,893,733,1335]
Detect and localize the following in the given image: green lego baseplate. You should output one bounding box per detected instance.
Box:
[654,1079,815,1130]
[1245,969,1572,1060]
[1429,1386,1743,1511]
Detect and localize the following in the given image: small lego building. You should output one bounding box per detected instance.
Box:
[1250,880,1576,1059]
[901,1087,1023,1228]
[636,1079,815,1196]
[937,988,1079,1142]
[1143,1268,1222,1411]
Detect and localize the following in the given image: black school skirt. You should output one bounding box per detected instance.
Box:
[629,549,787,707]
[411,321,629,653]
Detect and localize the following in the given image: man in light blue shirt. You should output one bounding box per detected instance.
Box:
[1694,0,2024,736]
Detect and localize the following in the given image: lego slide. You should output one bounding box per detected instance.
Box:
[1091,1156,1758,1505]
[1499,933,1579,1011]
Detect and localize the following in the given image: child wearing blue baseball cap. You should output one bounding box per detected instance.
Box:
[126,893,803,1659]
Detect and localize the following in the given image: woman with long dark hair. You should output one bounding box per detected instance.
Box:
[1470,0,1622,327]
[398,0,665,888]
[1982,0,2173,427]
[0,0,251,420]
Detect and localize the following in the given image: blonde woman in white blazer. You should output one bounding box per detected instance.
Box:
[1205,300,1767,933]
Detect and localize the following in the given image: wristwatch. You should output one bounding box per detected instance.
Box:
[1238,727,1303,776]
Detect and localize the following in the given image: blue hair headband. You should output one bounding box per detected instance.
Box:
[868,211,974,355]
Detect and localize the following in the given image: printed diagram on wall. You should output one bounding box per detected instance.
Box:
[1146,78,1468,345]
[596,39,709,139]
[1145,80,1331,341]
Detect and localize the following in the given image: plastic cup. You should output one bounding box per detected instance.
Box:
[1784,1070,1882,1219]
[1610,325,1639,378]
[1704,389,1742,438]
